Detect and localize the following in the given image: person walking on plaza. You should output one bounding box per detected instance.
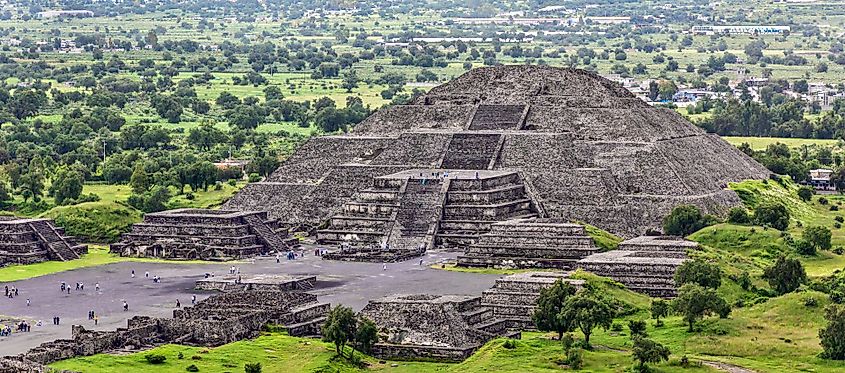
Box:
[176,299,181,308]
[191,294,197,305]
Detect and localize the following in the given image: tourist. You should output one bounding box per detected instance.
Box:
[94,316,98,326]
[66,287,71,295]
[79,283,84,291]
[75,282,80,290]
[13,288,18,297]
[131,270,135,278]
[382,263,387,271]
[26,298,30,307]
[36,320,42,327]
[176,299,181,308]
[4,285,7,296]
[419,259,424,266]
[95,283,100,292]
[191,295,196,305]
[145,271,149,278]
[123,301,128,311]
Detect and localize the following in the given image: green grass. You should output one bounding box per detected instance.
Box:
[0,245,210,283]
[723,136,841,150]
[40,201,142,243]
[581,222,623,251]
[431,263,541,275]
[49,330,717,373]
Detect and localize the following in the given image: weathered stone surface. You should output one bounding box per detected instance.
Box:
[0,217,87,267]
[110,209,291,260]
[224,65,769,239]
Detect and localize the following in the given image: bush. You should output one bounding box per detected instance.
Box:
[763,255,807,295]
[502,339,517,349]
[836,216,844,223]
[727,207,750,224]
[805,297,819,308]
[628,320,648,337]
[820,197,829,205]
[804,226,832,252]
[754,203,790,230]
[795,239,817,256]
[244,362,262,373]
[835,247,844,255]
[565,349,583,369]
[248,173,261,182]
[144,354,166,364]
[663,205,714,236]
[611,323,624,332]
[820,304,845,359]
[185,192,195,200]
[178,352,184,359]
[186,364,199,372]
[674,259,722,289]
[738,271,752,291]
[228,179,237,186]
[832,205,840,211]
[798,186,815,202]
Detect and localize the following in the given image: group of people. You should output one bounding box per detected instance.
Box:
[4,285,19,299]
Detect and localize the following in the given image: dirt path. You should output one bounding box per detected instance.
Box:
[700,360,758,373]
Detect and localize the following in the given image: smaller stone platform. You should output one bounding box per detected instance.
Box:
[577,236,693,297]
[0,217,87,266]
[110,209,291,260]
[359,293,520,362]
[321,244,425,263]
[481,272,584,330]
[456,218,600,269]
[195,274,316,292]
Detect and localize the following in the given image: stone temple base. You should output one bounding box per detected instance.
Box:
[321,246,425,263]
[110,209,290,261]
[195,274,316,292]
[577,236,692,297]
[0,217,87,266]
[481,272,584,330]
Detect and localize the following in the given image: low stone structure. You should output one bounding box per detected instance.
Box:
[1,289,329,371]
[480,272,584,330]
[195,274,316,292]
[110,209,292,260]
[0,217,87,267]
[456,218,600,268]
[577,236,693,297]
[359,294,520,362]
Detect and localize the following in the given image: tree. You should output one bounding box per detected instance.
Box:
[663,205,707,236]
[631,337,671,371]
[628,320,647,337]
[49,167,84,205]
[263,86,283,101]
[354,317,378,356]
[562,291,614,348]
[322,305,357,357]
[820,304,845,360]
[341,70,359,92]
[674,259,722,289]
[130,165,150,194]
[763,255,807,294]
[727,207,751,224]
[128,185,171,213]
[244,362,262,373]
[18,170,45,203]
[532,279,577,340]
[803,226,832,252]
[754,202,790,230]
[798,186,815,202]
[651,299,669,327]
[672,283,730,332]
[647,80,659,102]
[657,80,678,101]
[249,155,280,178]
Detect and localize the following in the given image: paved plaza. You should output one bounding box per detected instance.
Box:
[0,249,499,355]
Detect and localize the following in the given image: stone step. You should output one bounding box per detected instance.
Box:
[122,233,261,246]
[456,255,580,270]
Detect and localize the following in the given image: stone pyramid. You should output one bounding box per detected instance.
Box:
[224,65,769,248]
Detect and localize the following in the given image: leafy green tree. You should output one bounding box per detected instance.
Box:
[128,185,171,213]
[754,203,790,230]
[727,207,751,224]
[651,299,669,327]
[19,170,45,203]
[130,165,150,194]
[631,337,671,371]
[562,291,615,348]
[342,70,359,92]
[49,167,84,205]
[763,255,807,294]
[532,279,577,340]
[820,304,845,360]
[663,205,707,236]
[804,226,832,252]
[188,123,229,151]
[672,283,730,332]
[263,85,283,101]
[354,317,379,356]
[628,320,647,338]
[322,305,357,357]
[674,259,722,289]
[249,155,280,178]
[244,362,262,373]
[216,91,241,109]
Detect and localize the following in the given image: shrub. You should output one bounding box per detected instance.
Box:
[835,247,844,255]
[186,364,199,372]
[565,349,583,369]
[628,320,647,337]
[727,207,750,224]
[663,205,712,236]
[820,197,829,205]
[754,203,790,230]
[502,339,517,349]
[185,192,195,200]
[178,352,184,359]
[228,179,237,186]
[820,304,845,359]
[244,362,262,373]
[248,173,261,182]
[632,337,671,371]
[836,216,844,223]
[763,255,807,295]
[611,323,624,332]
[795,239,817,256]
[144,354,166,364]
[561,333,574,353]
[798,186,815,202]
[805,297,819,308]
[674,259,722,289]
[836,223,842,229]
[804,226,832,252]
[832,205,840,211]
[738,271,752,291]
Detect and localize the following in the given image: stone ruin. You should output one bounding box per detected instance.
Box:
[0,217,87,267]
[358,271,584,361]
[0,286,329,372]
[457,218,600,268]
[577,236,694,297]
[195,274,316,292]
[110,209,293,260]
[359,294,520,361]
[224,65,770,255]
